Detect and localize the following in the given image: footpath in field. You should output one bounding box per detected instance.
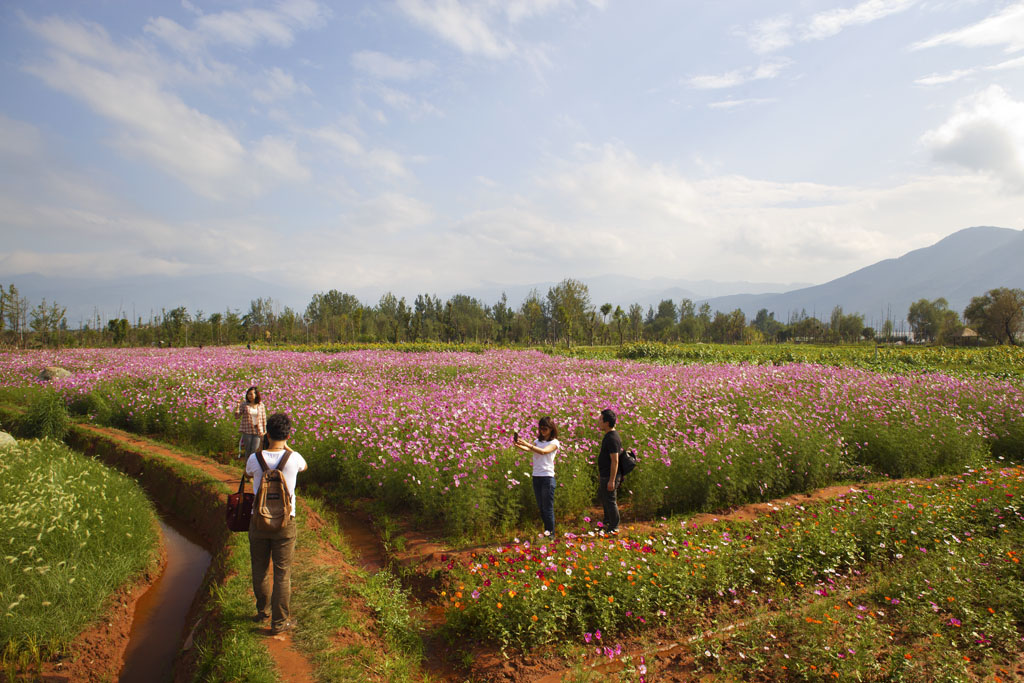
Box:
[78,424,321,683]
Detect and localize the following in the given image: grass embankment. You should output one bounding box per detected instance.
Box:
[0,402,277,682]
[442,466,1024,679]
[0,438,159,674]
[0,399,427,682]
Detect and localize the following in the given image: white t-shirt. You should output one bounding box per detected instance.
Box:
[245,449,308,517]
[532,439,560,477]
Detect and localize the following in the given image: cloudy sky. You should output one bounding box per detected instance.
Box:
[1,0,1023,296]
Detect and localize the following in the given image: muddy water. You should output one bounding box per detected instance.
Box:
[119,518,211,683]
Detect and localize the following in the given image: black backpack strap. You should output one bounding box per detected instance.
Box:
[277,448,293,471]
[255,451,269,472]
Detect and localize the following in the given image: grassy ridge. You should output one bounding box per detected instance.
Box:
[0,439,160,670]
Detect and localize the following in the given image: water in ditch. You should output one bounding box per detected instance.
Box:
[119,517,212,683]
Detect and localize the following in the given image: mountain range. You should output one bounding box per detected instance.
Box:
[701,226,1024,328]
[5,226,1022,327]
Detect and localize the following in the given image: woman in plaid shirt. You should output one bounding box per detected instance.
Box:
[236,386,267,459]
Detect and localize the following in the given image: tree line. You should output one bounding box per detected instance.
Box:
[1,280,1022,349]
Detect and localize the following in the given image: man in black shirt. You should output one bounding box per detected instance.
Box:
[596,408,623,534]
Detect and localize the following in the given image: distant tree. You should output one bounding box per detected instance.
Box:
[612,305,626,345]
[651,299,677,340]
[678,298,700,342]
[963,288,1024,345]
[627,303,644,342]
[107,318,129,345]
[30,299,67,347]
[709,309,745,343]
[697,303,712,342]
[519,289,546,344]
[546,279,592,347]
[752,308,784,341]
[862,326,876,341]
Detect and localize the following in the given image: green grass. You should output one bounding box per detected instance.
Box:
[289,496,428,683]
[0,438,160,670]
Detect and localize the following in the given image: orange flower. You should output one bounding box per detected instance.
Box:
[608,596,614,603]
[496,602,503,609]
[531,615,538,622]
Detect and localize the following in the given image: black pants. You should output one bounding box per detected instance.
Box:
[598,475,622,531]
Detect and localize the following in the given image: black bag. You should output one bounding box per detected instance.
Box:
[226,474,255,532]
[619,449,638,476]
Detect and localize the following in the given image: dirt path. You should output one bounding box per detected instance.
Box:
[78,424,319,683]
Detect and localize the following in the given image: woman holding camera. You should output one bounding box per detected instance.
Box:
[514,416,560,535]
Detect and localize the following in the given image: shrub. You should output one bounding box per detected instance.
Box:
[21,390,69,441]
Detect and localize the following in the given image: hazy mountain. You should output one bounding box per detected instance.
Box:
[461,275,812,311]
[8,273,310,326]
[703,226,1024,326]
[7,226,1020,326]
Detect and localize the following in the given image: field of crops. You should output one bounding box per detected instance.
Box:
[1,347,1022,539]
[2,346,1024,678]
[0,439,159,668]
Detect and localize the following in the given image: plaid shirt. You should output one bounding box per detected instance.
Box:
[238,402,267,435]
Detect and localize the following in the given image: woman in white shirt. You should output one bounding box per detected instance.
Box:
[514,416,560,535]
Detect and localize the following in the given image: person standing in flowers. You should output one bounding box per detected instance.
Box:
[514,417,561,535]
[596,408,623,535]
[236,386,267,460]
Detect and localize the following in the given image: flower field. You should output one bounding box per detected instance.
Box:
[0,348,1022,539]
[442,465,1024,677]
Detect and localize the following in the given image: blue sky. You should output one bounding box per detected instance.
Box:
[1,0,1023,296]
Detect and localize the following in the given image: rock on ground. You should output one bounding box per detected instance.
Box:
[0,432,16,449]
[39,366,71,381]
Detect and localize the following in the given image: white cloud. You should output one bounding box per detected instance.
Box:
[915,68,976,85]
[913,3,1024,53]
[310,125,411,178]
[0,115,43,157]
[708,98,777,109]
[395,0,602,61]
[914,55,1024,86]
[397,0,515,59]
[253,136,311,182]
[23,16,310,199]
[351,50,436,80]
[746,16,793,54]
[253,67,311,103]
[345,193,434,234]
[366,83,443,118]
[802,0,920,41]
[688,59,790,90]
[922,85,1024,190]
[442,143,1024,285]
[145,0,328,52]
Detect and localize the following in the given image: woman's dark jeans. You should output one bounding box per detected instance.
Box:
[532,476,556,534]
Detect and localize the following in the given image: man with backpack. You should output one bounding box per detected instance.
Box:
[245,412,307,635]
[596,408,623,535]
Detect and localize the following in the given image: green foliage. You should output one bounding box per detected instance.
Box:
[0,440,159,664]
[356,569,422,655]
[20,390,69,441]
[611,342,1024,379]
